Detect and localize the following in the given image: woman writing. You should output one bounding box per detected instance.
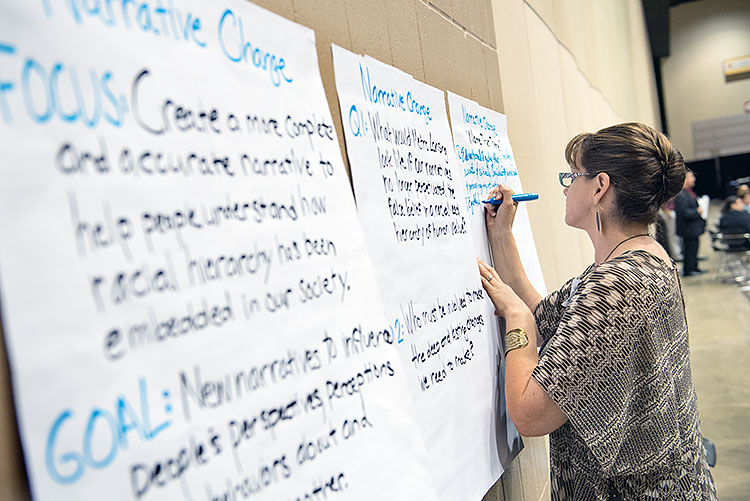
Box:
[478,123,716,499]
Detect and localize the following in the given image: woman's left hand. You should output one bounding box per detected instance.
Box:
[478,258,526,317]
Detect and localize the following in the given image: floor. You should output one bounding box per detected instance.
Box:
[681,231,750,500]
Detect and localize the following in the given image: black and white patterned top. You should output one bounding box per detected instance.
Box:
[531,250,717,500]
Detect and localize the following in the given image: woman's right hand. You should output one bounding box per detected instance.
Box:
[484,184,518,237]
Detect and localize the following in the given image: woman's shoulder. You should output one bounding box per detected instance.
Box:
[582,250,675,294]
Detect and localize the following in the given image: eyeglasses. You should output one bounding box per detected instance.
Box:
[558,171,594,187]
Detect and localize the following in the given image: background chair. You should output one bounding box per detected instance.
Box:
[710,229,750,283]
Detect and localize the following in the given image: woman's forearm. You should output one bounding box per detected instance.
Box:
[503,309,543,431]
[490,230,542,312]
[503,308,567,436]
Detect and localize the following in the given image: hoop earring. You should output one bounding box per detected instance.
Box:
[595,209,601,232]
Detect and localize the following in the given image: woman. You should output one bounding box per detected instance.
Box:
[478,123,716,500]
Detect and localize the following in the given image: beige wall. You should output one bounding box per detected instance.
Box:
[492,0,660,291]
[662,0,750,160]
[0,1,663,500]
[487,1,660,499]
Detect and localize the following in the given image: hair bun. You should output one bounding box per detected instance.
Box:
[564,122,687,226]
[650,129,685,207]
[657,149,670,194]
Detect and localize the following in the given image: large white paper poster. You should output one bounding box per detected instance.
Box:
[332,46,508,501]
[0,2,439,500]
[447,92,547,296]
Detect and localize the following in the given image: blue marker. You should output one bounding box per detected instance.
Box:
[481,193,539,205]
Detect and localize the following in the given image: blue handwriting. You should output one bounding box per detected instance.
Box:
[45,378,172,484]
[217,8,292,87]
[359,63,431,124]
[0,43,17,123]
[40,0,206,48]
[462,163,518,178]
[456,144,501,164]
[0,44,127,127]
[461,103,496,133]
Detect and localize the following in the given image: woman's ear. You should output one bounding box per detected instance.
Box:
[592,172,611,205]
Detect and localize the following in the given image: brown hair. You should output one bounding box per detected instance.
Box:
[564,122,686,225]
[737,184,750,197]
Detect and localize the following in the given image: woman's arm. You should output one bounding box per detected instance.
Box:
[484,185,543,313]
[503,308,567,436]
[489,223,544,312]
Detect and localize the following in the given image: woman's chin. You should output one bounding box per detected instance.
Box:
[563,213,583,230]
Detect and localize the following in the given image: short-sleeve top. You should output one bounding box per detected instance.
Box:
[531,250,717,500]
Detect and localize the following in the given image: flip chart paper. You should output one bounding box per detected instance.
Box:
[0,2,438,500]
[447,92,547,296]
[332,46,509,501]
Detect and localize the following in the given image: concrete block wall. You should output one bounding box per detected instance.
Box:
[0,323,29,500]
[249,0,504,181]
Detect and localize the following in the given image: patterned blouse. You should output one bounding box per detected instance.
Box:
[531,250,717,500]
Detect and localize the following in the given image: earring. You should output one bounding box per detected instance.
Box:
[595,209,601,232]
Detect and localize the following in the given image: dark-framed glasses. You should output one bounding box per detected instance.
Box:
[559,171,594,187]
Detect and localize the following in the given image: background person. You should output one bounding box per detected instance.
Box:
[737,184,750,214]
[655,204,679,261]
[674,170,705,276]
[719,195,750,251]
[477,123,716,500]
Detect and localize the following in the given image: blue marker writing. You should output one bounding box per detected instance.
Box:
[481,193,539,205]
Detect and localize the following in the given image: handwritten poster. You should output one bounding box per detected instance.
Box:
[0,2,439,500]
[447,92,546,296]
[332,46,510,500]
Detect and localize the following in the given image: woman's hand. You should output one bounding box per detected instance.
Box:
[484,184,518,237]
[478,258,527,317]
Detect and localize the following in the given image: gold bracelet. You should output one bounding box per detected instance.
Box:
[504,328,529,355]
